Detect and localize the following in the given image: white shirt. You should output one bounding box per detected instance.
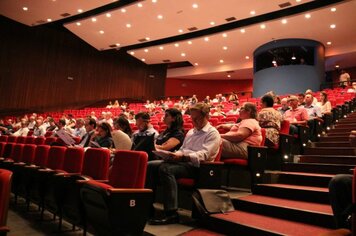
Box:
[12,127,29,137]
[176,123,221,167]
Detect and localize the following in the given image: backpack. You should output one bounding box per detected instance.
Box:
[192,189,235,219]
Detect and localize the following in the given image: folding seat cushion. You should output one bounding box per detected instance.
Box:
[16,136,26,144]
[25,136,36,144]
[34,137,46,145]
[6,136,17,143]
[0,135,8,143]
[0,169,12,235]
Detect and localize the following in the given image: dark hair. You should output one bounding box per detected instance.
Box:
[243,102,258,119]
[114,116,132,138]
[298,93,305,98]
[88,118,97,129]
[97,122,112,138]
[58,118,66,126]
[320,91,328,104]
[165,108,183,132]
[135,112,150,121]
[261,94,274,107]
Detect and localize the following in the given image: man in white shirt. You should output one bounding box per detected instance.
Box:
[147,103,221,225]
[33,119,46,137]
[12,119,29,137]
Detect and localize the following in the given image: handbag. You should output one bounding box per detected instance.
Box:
[192,189,235,219]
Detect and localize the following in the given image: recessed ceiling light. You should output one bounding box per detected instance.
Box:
[330,24,336,29]
[178,29,183,33]
[116,43,120,47]
[194,63,199,66]
[240,29,245,33]
[281,19,287,24]
[129,51,135,55]
[192,3,198,8]
[106,13,111,17]
[126,23,131,28]
[260,24,266,29]
[331,7,336,12]
[138,3,143,7]
[305,14,311,19]
[121,8,126,13]
[77,9,83,13]
[296,0,301,2]
[326,41,332,45]
[145,37,150,40]
[245,56,250,59]
[250,10,256,15]
[22,7,28,11]
[76,22,81,26]
[335,64,339,68]
[141,58,145,62]
[152,0,157,2]
[174,43,179,47]
[181,53,186,57]
[227,75,231,78]
[210,21,215,25]
[47,18,52,22]
[204,37,209,42]
[157,15,163,19]
[219,59,224,63]
[223,46,228,50]
[91,18,97,22]
[222,33,227,38]
[144,49,149,52]
[188,41,192,45]
[99,30,104,34]
[159,46,164,50]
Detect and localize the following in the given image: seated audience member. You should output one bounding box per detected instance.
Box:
[305,89,318,105]
[127,111,136,124]
[78,118,96,147]
[317,91,333,128]
[12,119,29,137]
[178,96,185,105]
[111,117,132,151]
[71,118,86,138]
[165,97,173,107]
[203,95,211,105]
[131,112,159,159]
[218,102,262,159]
[339,69,351,88]
[328,174,353,229]
[27,115,36,130]
[347,82,356,93]
[46,118,57,131]
[297,93,306,106]
[104,112,114,127]
[258,94,282,147]
[304,94,322,140]
[283,95,309,135]
[211,104,226,117]
[120,101,128,111]
[274,96,281,105]
[33,119,46,137]
[145,100,155,109]
[146,103,221,225]
[106,101,113,109]
[226,102,240,115]
[91,122,114,148]
[112,100,120,108]
[66,114,76,129]
[190,94,198,105]
[228,92,239,102]
[0,119,13,135]
[219,93,227,102]
[155,108,185,152]
[278,98,290,115]
[90,111,97,121]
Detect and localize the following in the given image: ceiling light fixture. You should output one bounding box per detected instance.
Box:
[194,63,199,66]
[335,64,339,68]
[126,23,131,28]
[331,7,336,12]
[296,0,301,2]
[305,14,311,19]
[141,58,145,62]
[99,30,104,34]
[159,46,164,50]
[145,37,150,40]
[181,53,186,57]
[138,3,143,7]
[281,19,287,24]
[245,56,250,59]
[291,54,296,60]
[178,29,183,33]
[223,46,228,50]
[157,15,163,19]
[326,41,332,45]
[210,21,215,25]
[330,24,336,29]
[219,59,224,63]
[76,22,81,26]
[227,75,231,78]
[204,37,209,42]
[91,18,97,22]
[144,49,149,52]
[250,10,256,15]
[121,9,126,13]
[116,43,120,47]
[222,33,227,38]
[106,13,111,17]
[174,43,179,47]
[130,51,135,55]
[260,24,266,29]
[152,0,157,2]
[77,9,83,13]
[192,3,198,8]
[23,7,28,11]
[188,41,192,45]
[47,18,52,22]
[240,29,245,33]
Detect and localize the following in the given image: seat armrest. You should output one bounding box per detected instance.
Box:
[196,161,223,189]
[108,188,153,194]
[248,145,268,185]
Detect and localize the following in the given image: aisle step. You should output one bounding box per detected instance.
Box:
[303,147,355,156]
[282,162,354,175]
[298,155,356,165]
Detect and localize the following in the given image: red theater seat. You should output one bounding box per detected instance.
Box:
[0,169,12,235]
[80,150,152,236]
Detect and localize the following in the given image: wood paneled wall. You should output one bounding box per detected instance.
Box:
[0,16,166,115]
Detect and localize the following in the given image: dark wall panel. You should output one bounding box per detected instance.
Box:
[0,16,166,114]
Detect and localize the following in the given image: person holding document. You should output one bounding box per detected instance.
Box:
[147,103,221,225]
[90,122,113,148]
